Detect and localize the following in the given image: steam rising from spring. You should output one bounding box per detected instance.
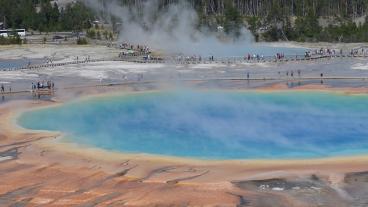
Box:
[85,0,256,55]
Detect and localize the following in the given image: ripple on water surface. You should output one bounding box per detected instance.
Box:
[18,91,368,160]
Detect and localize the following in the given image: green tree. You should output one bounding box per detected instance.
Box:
[293,9,321,41]
[87,29,96,39]
[103,30,108,39]
[224,2,242,36]
[77,37,88,45]
[109,32,114,40]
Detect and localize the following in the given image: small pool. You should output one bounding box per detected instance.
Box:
[18,90,368,160]
[0,58,43,70]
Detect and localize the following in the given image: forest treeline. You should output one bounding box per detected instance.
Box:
[114,0,368,42]
[120,0,368,18]
[0,0,93,32]
[1,0,367,42]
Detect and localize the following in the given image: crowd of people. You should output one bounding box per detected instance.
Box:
[244,53,265,61]
[118,43,151,55]
[171,51,324,64]
[351,47,368,56]
[173,53,283,63]
[31,80,55,91]
[213,48,366,63]
[303,47,368,58]
[115,40,368,67]
[309,48,343,56]
[175,55,203,62]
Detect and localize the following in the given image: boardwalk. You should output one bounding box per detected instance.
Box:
[1,51,368,72]
[120,53,368,65]
[0,75,367,100]
[0,58,111,71]
[32,88,54,97]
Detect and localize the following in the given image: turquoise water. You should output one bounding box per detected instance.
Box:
[19,91,368,160]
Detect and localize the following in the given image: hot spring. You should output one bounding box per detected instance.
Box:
[19,91,368,160]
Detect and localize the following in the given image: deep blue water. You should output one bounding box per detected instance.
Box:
[18,91,368,160]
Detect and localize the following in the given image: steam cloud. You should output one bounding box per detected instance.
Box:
[84,0,257,56]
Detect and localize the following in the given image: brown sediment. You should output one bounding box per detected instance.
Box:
[1,83,368,206]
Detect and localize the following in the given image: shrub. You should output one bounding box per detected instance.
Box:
[77,38,88,45]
